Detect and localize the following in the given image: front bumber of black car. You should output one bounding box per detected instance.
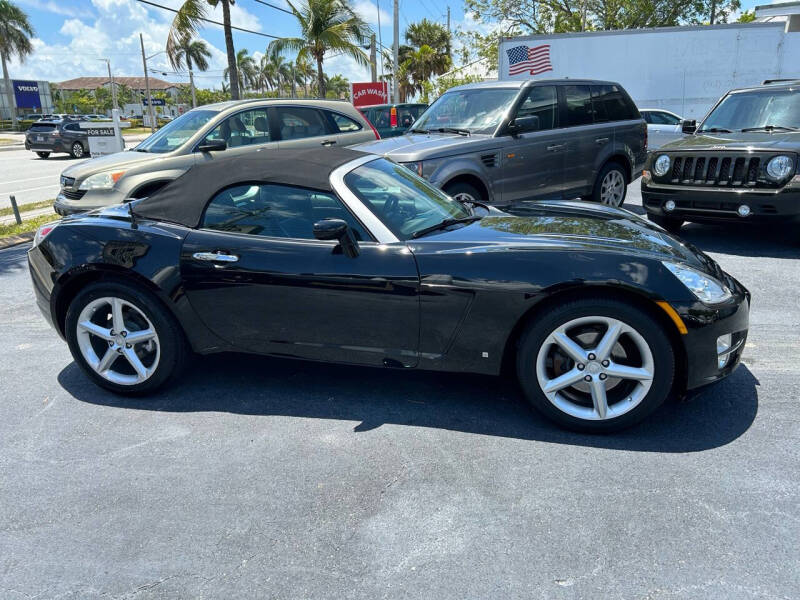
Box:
[641,150,800,225]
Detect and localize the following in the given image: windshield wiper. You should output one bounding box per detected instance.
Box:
[741,125,799,132]
[432,127,470,136]
[133,148,148,152]
[411,215,482,239]
[697,127,733,133]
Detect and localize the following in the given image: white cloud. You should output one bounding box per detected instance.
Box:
[353,0,391,26]
[16,0,85,17]
[324,52,372,84]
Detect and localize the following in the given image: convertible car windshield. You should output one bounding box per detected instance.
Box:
[410,88,519,135]
[344,159,471,239]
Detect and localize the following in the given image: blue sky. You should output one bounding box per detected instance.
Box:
[6,0,768,89]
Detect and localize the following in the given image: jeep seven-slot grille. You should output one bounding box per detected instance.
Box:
[657,153,789,189]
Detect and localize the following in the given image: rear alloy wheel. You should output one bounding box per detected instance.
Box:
[517,299,674,432]
[593,162,627,207]
[65,281,187,394]
[36,151,50,159]
[648,213,684,234]
[71,142,85,159]
[444,181,484,205]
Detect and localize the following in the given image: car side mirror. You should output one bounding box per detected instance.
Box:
[508,115,540,135]
[681,119,697,134]
[197,138,227,153]
[313,218,360,258]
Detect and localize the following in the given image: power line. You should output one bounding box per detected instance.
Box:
[135,0,281,39]
[250,0,294,16]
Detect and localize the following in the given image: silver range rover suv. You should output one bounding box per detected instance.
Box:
[354,79,647,207]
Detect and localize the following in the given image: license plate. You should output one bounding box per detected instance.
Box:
[36,136,44,142]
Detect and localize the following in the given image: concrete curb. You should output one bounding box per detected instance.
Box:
[0,231,34,250]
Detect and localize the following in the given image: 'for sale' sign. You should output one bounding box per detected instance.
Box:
[351,82,389,107]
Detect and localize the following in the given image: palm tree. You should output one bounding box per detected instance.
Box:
[168,35,211,108]
[325,74,350,99]
[294,57,314,97]
[268,0,370,98]
[259,53,291,95]
[225,48,257,94]
[168,0,240,99]
[0,0,34,129]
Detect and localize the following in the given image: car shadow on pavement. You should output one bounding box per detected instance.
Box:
[0,244,30,275]
[678,222,800,258]
[58,354,759,453]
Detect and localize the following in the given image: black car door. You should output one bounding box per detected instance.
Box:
[179,182,421,367]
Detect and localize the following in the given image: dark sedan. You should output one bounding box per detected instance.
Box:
[28,148,750,432]
[25,120,89,159]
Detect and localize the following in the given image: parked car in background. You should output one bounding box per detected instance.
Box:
[84,114,108,120]
[23,113,51,121]
[360,103,428,138]
[640,109,684,149]
[30,147,750,432]
[642,80,800,234]
[55,98,378,216]
[25,120,90,159]
[355,79,646,207]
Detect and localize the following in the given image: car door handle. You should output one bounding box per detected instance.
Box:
[546,144,565,152]
[320,139,337,146]
[595,137,610,145]
[193,251,239,263]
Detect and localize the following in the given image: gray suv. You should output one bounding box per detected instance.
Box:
[55,99,377,215]
[355,79,646,207]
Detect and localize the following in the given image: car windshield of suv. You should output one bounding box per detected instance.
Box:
[134,109,218,153]
[344,158,471,239]
[410,88,519,134]
[699,90,800,132]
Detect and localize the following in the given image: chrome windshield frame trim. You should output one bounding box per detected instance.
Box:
[329,155,400,244]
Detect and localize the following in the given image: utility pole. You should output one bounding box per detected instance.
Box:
[370,34,377,82]
[189,68,197,108]
[393,0,399,103]
[140,34,157,133]
[100,59,118,111]
[447,6,451,58]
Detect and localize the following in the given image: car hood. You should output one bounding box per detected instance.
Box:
[415,201,713,269]
[59,150,160,181]
[660,131,800,152]
[354,131,494,161]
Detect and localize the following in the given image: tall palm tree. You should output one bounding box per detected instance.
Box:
[168,35,211,108]
[168,0,240,99]
[294,57,315,97]
[225,48,257,94]
[0,0,34,129]
[268,0,370,98]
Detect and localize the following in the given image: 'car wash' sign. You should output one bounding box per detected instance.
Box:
[351,82,389,108]
[13,80,41,109]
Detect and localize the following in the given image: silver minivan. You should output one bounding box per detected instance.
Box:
[55,99,378,215]
[355,79,647,207]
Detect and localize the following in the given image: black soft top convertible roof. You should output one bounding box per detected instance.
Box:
[133,146,369,228]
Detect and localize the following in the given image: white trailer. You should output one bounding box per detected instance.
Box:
[498,22,800,120]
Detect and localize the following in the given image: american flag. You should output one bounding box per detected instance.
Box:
[506,44,553,76]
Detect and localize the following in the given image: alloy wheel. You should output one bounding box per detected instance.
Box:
[600,170,625,206]
[75,296,160,385]
[535,316,654,421]
[452,192,477,204]
[72,143,84,158]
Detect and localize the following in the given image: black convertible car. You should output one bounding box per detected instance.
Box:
[28,147,750,432]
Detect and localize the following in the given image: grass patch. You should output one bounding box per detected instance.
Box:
[0,199,53,218]
[0,213,59,239]
[0,138,16,146]
[123,128,154,136]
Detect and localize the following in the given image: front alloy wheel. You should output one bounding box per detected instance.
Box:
[71,142,85,158]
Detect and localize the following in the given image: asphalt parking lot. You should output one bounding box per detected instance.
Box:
[0,148,84,210]
[1,184,798,599]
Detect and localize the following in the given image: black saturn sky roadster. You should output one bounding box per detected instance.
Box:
[28,147,750,432]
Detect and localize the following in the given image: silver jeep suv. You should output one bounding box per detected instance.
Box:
[55,98,377,215]
[355,79,646,207]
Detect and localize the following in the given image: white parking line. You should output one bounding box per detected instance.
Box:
[1,183,60,194]
[0,175,55,185]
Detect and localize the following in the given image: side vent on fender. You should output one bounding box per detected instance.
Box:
[481,153,498,168]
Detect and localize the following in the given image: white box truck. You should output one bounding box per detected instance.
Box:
[498,22,800,119]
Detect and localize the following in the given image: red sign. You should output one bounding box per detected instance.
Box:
[351,82,389,107]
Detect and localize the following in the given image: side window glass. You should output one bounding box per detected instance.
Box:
[371,108,391,129]
[564,85,593,126]
[641,112,653,124]
[515,85,557,130]
[661,112,681,125]
[593,84,637,121]
[64,123,79,132]
[204,109,271,147]
[274,107,330,140]
[202,184,369,241]
[330,112,362,132]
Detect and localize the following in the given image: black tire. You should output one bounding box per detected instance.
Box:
[647,213,684,234]
[591,161,628,207]
[70,142,85,159]
[65,280,188,395]
[516,297,675,433]
[443,181,485,204]
[36,151,50,159]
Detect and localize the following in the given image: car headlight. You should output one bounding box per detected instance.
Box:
[662,261,732,304]
[766,155,793,181]
[401,161,423,176]
[653,154,671,177]
[78,170,126,191]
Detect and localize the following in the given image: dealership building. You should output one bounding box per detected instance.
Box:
[0,80,54,119]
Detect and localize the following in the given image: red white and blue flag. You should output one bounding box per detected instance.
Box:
[506,44,553,76]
